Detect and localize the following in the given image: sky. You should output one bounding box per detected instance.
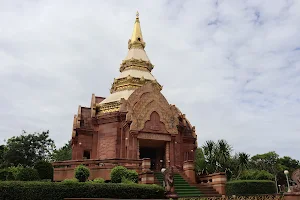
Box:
[0,0,300,160]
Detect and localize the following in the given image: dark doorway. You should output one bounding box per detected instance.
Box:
[139,139,166,171]
[140,147,157,170]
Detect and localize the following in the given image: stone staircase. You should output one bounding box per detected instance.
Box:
[178,171,221,197]
[154,172,219,197]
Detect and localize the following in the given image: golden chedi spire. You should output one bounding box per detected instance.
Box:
[97,12,161,114]
[128,11,146,49]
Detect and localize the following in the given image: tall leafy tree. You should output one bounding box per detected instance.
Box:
[250,151,279,192]
[194,148,206,174]
[215,139,232,172]
[236,152,250,179]
[202,139,233,174]
[3,130,55,167]
[202,140,216,174]
[0,145,5,168]
[277,156,300,185]
[52,141,72,161]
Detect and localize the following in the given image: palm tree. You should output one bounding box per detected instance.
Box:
[236,152,250,179]
[215,139,232,172]
[202,140,216,174]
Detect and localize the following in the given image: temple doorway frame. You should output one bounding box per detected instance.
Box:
[135,132,173,170]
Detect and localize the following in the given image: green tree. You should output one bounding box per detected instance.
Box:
[236,152,250,179]
[194,148,206,174]
[0,145,5,168]
[240,169,274,180]
[202,139,233,174]
[277,156,300,185]
[3,130,55,167]
[215,139,232,172]
[250,151,280,192]
[52,141,72,161]
[17,168,40,181]
[34,160,53,180]
[202,140,216,174]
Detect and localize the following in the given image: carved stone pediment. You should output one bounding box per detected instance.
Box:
[120,83,179,134]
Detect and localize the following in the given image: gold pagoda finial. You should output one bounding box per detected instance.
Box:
[128,11,145,49]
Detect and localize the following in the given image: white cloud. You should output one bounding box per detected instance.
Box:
[0,0,299,160]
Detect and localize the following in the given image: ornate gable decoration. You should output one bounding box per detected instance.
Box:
[120,83,179,134]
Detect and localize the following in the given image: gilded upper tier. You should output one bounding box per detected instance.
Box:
[98,12,161,113]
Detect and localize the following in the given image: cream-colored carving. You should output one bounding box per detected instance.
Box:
[72,115,77,137]
[120,58,154,72]
[90,94,96,117]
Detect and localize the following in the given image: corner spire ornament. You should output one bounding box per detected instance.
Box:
[128,11,146,49]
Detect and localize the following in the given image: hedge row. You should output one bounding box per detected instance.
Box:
[226,180,276,195]
[0,181,164,200]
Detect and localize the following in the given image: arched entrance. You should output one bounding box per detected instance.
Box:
[137,132,172,171]
[139,139,166,171]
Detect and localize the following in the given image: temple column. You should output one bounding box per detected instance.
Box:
[170,136,176,167]
[131,131,138,159]
[137,139,140,159]
[165,141,170,168]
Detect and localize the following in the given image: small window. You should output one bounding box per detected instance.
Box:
[83,150,90,159]
[137,37,141,41]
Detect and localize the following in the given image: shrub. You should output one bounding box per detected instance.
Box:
[0,168,13,181]
[110,166,128,183]
[75,165,90,182]
[62,178,79,183]
[0,166,25,181]
[17,168,40,181]
[110,166,139,183]
[121,177,135,184]
[93,178,105,183]
[226,180,276,195]
[126,170,138,183]
[7,166,24,180]
[34,161,53,180]
[240,169,274,180]
[0,181,164,200]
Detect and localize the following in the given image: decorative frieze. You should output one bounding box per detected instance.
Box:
[96,101,121,114]
[119,58,154,72]
[110,76,162,93]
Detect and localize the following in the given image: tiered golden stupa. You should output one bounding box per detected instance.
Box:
[98,12,162,113]
[53,12,198,183]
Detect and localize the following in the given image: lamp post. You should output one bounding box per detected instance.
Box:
[284,170,291,192]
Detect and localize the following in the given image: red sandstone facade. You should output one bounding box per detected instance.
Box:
[53,12,197,183]
[71,83,197,171]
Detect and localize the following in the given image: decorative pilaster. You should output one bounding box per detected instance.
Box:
[165,142,170,168]
[131,131,139,159]
[170,136,176,166]
[137,139,140,159]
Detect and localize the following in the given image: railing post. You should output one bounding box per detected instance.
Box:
[210,172,227,195]
[183,160,196,183]
[139,158,154,184]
